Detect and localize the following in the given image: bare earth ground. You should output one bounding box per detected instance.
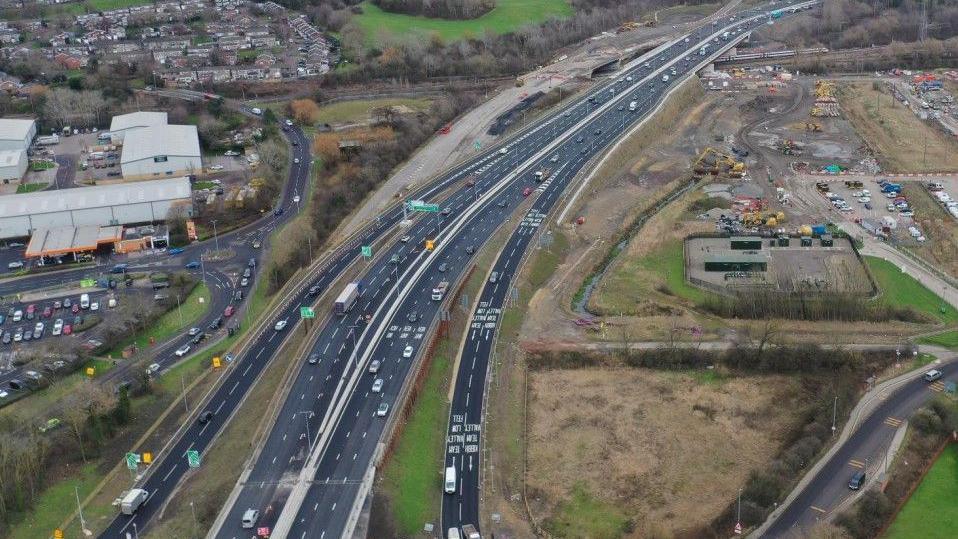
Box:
[526,368,804,538]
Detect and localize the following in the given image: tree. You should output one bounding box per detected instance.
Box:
[288,98,321,124]
[312,133,341,166]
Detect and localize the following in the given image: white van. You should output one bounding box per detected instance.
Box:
[444,466,457,494]
[80,293,90,309]
[242,508,259,529]
[448,528,462,539]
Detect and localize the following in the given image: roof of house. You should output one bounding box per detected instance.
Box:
[109,111,168,133]
[121,124,201,164]
[0,118,36,141]
[0,177,191,219]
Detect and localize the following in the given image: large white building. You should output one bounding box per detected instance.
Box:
[0,149,27,182]
[0,177,192,239]
[108,111,167,143]
[0,118,37,152]
[120,124,202,178]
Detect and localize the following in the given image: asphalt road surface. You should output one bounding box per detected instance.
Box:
[762,360,958,538]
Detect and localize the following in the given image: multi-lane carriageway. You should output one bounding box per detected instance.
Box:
[102,2,818,538]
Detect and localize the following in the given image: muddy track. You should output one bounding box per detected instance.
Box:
[736,80,807,180]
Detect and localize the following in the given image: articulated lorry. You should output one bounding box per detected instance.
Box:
[334,282,362,315]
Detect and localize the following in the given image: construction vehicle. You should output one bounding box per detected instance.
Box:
[805,122,822,132]
[780,139,802,155]
[741,210,786,227]
[692,147,746,178]
[533,167,552,183]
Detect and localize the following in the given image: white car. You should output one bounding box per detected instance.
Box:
[90,302,99,311]
[274,319,288,331]
[146,363,161,375]
[174,344,191,357]
[858,197,870,203]
[7,261,23,270]
[224,150,239,156]
[188,327,201,336]
[376,402,389,417]
[293,195,300,203]
[400,235,411,243]
[499,147,508,155]
[372,378,384,393]
[293,158,300,164]
[52,319,63,336]
[402,345,414,358]
[285,119,293,126]
[208,165,224,171]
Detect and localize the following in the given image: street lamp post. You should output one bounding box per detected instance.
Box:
[297,410,315,450]
[210,219,219,253]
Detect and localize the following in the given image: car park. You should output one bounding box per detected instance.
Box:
[90,302,99,311]
[7,261,23,270]
[62,324,72,335]
[1,333,9,344]
[12,310,21,322]
[13,330,22,342]
[42,306,52,318]
[52,319,63,336]
[22,330,32,341]
[34,322,44,338]
[63,298,72,308]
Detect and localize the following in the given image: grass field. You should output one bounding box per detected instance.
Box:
[17,182,48,193]
[839,83,958,173]
[886,444,958,539]
[9,463,99,539]
[87,0,152,11]
[353,0,573,47]
[918,330,958,350]
[542,482,630,539]
[105,282,211,357]
[314,97,434,125]
[864,256,958,325]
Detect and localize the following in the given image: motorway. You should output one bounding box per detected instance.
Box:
[762,358,958,538]
[181,3,827,539]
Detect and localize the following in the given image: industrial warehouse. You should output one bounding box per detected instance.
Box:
[0,176,192,240]
[0,117,37,183]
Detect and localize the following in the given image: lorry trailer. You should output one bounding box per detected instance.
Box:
[334,282,362,315]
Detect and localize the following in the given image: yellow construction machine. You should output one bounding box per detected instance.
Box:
[692,147,746,178]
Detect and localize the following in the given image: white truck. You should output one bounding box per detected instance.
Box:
[334,282,362,315]
[628,101,638,112]
[432,281,449,301]
[533,167,551,183]
[120,488,149,515]
[36,134,60,146]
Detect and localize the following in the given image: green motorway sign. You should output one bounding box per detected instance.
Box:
[125,452,139,470]
[361,245,372,258]
[300,306,315,319]
[186,449,201,468]
[408,200,440,213]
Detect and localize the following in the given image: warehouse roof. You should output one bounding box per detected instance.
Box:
[0,177,191,219]
[25,225,123,258]
[109,111,167,133]
[121,124,201,164]
[704,252,770,264]
[0,118,35,141]
[0,149,24,167]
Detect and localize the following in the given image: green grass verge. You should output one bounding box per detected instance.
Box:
[864,256,958,324]
[542,482,630,539]
[17,182,48,193]
[105,282,211,358]
[87,0,152,10]
[29,161,55,171]
[593,239,707,313]
[8,463,100,539]
[886,444,958,539]
[313,97,434,125]
[379,345,452,535]
[527,231,568,289]
[918,330,958,350]
[192,181,218,191]
[353,0,573,47]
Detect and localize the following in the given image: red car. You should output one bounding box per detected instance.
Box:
[71,304,80,314]
[223,305,235,317]
[42,306,52,318]
[26,304,36,316]
[62,324,72,335]
[522,187,533,197]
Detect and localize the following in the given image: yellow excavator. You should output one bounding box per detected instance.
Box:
[692,147,746,178]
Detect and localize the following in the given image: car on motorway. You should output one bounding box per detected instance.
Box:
[308,285,321,296]
[372,378,384,393]
[168,247,185,255]
[307,353,320,365]
[198,410,214,424]
[400,235,411,243]
[402,345,414,358]
[575,135,584,143]
[368,360,381,374]
[224,305,235,317]
[191,333,204,345]
[273,207,284,216]
[242,508,259,529]
[438,263,448,272]
[146,363,161,375]
[465,246,475,255]
[209,316,223,330]
[185,261,200,269]
[441,207,452,216]
[848,470,866,490]
[241,277,249,287]
[175,345,191,357]
[274,319,288,331]
[376,402,389,417]
[407,312,419,323]
[924,369,943,382]
[52,319,63,336]
[234,290,244,302]
[496,199,507,208]
[293,158,300,164]
[550,154,559,163]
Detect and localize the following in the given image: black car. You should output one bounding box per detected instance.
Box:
[8,379,24,390]
[307,353,320,365]
[1,332,9,344]
[848,470,866,490]
[191,333,204,345]
[198,411,214,424]
[307,285,321,296]
[209,316,223,330]
[407,312,418,323]
[273,207,284,217]
[594,128,602,136]
[465,246,475,255]
[575,136,584,143]
[248,258,256,268]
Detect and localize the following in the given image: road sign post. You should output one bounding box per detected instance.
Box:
[407,200,440,213]
[125,452,139,470]
[361,245,372,258]
[186,449,201,468]
[300,306,315,319]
